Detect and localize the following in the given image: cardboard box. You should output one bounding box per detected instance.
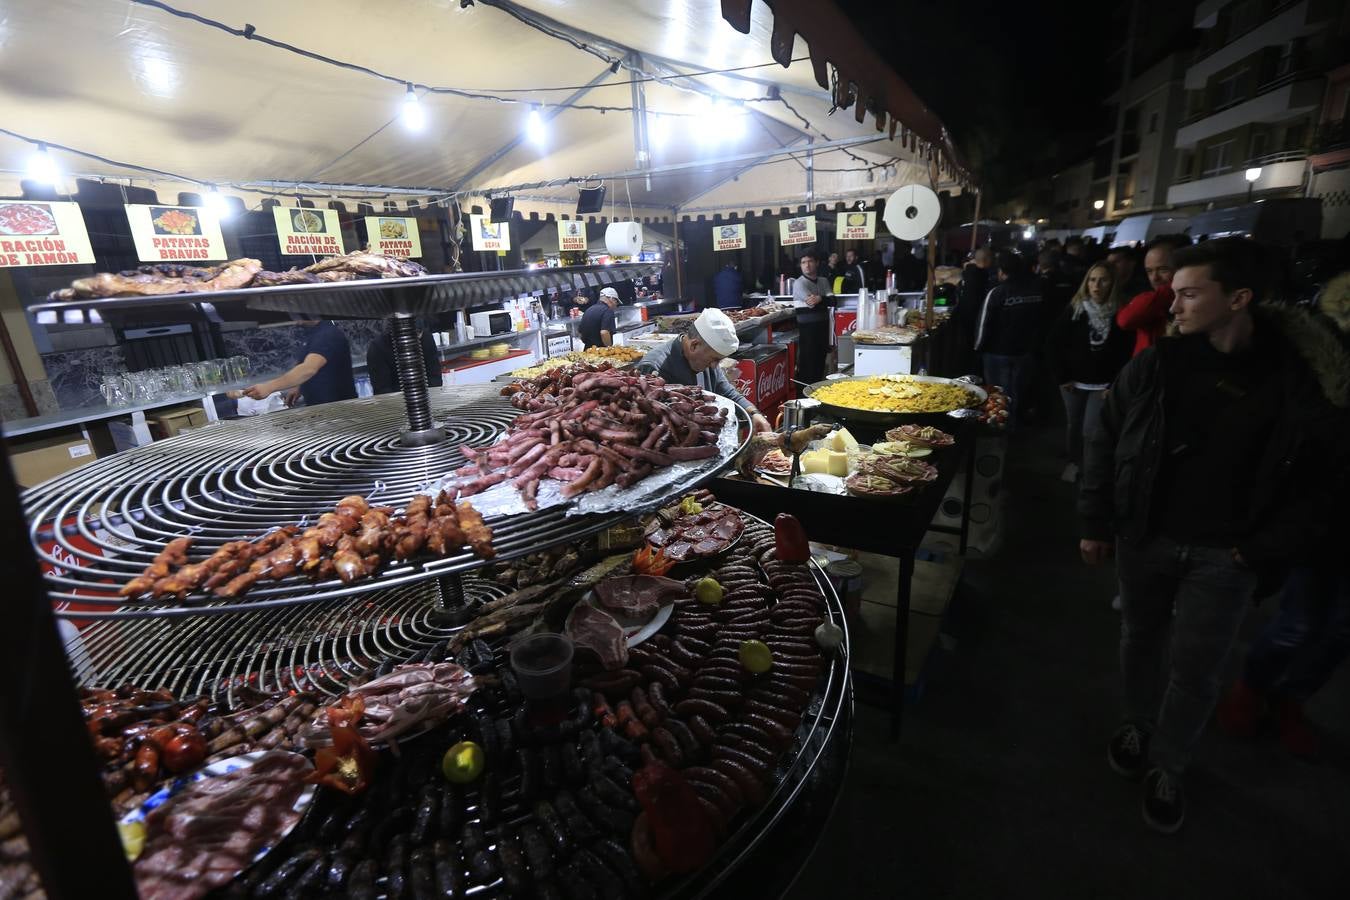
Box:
[7,427,95,487]
[146,404,208,439]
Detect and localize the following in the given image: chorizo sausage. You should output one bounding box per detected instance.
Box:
[674,698,729,723]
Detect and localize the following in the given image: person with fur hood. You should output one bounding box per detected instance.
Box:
[1077,239,1350,835]
[1216,269,1350,758]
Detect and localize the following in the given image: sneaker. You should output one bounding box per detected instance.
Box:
[1142,768,1186,834]
[1216,679,1264,738]
[1060,462,1079,483]
[1274,697,1320,759]
[1107,723,1149,779]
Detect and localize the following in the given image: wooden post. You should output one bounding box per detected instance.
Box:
[924,230,937,333]
[970,189,981,254]
[672,213,685,300]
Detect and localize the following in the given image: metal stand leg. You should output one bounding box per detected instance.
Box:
[891,550,915,740]
[0,443,138,898]
[431,572,474,627]
[959,437,976,556]
[389,313,445,447]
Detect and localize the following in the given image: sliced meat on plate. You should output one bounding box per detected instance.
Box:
[712,520,740,541]
[664,541,693,562]
[680,526,709,542]
[646,527,671,548]
[693,538,726,557]
[566,603,629,670]
[594,575,685,621]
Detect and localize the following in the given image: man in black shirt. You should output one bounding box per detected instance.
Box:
[1079,239,1345,835]
[241,319,356,407]
[580,287,619,349]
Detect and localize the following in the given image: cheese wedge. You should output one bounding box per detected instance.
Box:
[825,450,850,476]
[801,450,829,474]
[826,427,859,453]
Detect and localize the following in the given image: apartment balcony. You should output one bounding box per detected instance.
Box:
[1175,76,1322,148]
[1167,153,1306,205]
[1185,1,1321,89]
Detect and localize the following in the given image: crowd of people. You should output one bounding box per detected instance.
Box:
[953,233,1350,835]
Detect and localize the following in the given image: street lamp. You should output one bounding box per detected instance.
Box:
[1245,166,1262,202]
[1093,199,1105,210]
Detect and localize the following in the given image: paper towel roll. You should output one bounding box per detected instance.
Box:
[883,184,941,240]
[605,221,643,257]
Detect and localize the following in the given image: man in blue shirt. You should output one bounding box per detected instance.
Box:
[241,319,357,407]
[713,261,744,310]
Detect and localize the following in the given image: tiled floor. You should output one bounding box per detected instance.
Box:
[786,423,1350,900]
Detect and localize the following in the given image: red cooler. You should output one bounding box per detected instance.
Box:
[731,345,791,423]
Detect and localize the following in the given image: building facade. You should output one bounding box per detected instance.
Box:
[1167,0,1346,212]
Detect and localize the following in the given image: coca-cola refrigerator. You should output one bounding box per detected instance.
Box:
[731,345,791,424]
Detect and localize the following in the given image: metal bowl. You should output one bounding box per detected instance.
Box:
[803,374,987,426]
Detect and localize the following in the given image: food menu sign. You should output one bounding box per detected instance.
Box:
[557,220,587,252]
[470,215,510,251]
[365,216,422,258]
[0,201,95,267]
[778,215,816,246]
[273,207,345,256]
[837,211,876,240]
[713,223,746,251]
[125,204,227,262]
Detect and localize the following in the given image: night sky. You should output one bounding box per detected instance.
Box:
[835,0,1115,196]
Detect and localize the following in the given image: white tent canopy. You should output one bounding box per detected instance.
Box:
[0,0,964,219]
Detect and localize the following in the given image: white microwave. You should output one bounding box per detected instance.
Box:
[469,310,513,335]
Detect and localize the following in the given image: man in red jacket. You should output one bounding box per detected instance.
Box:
[1115,234,1192,356]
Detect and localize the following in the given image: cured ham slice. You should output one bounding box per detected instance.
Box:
[566,603,629,670]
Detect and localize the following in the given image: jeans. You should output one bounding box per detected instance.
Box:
[1117,536,1257,775]
[1059,386,1106,467]
[1243,564,1350,702]
[982,353,1034,425]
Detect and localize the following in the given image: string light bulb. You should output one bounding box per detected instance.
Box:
[25,143,59,186]
[526,107,547,147]
[401,83,425,132]
[204,185,231,217]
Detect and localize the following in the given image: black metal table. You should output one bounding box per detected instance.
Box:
[710,417,975,739]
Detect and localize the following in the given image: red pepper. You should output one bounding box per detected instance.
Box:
[304,723,377,796]
[325,695,365,730]
[774,513,810,563]
[631,761,715,873]
[632,545,675,576]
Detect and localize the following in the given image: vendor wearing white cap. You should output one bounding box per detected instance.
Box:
[579,287,620,349]
[636,308,772,433]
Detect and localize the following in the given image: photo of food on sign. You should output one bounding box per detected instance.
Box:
[719,225,738,239]
[846,212,868,227]
[564,221,582,236]
[0,203,57,236]
[378,217,407,240]
[788,218,808,233]
[150,207,201,236]
[479,219,501,240]
[290,209,326,234]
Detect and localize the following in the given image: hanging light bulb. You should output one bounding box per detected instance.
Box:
[526,106,547,147]
[25,143,59,186]
[204,185,231,217]
[401,83,425,132]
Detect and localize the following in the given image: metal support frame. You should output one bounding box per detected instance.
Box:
[0,440,138,898]
[806,137,815,205]
[450,65,617,195]
[389,312,446,446]
[629,52,653,192]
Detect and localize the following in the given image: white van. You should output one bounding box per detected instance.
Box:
[1110,214,1191,248]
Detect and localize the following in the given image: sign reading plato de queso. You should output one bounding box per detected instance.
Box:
[470,214,510,251]
[364,216,422,258]
[273,207,345,256]
[0,201,95,267]
[837,210,876,240]
[713,223,746,251]
[557,219,587,252]
[125,204,227,262]
[778,215,816,246]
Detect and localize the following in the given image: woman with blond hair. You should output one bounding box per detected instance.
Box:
[1046,262,1133,482]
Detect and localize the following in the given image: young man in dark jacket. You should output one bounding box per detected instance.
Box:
[974,250,1047,424]
[1078,238,1344,834]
